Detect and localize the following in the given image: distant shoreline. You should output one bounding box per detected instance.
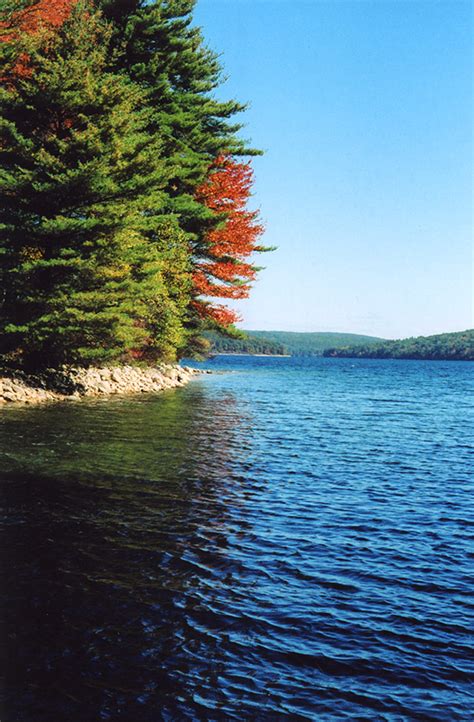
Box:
[211,353,291,358]
[208,329,473,361]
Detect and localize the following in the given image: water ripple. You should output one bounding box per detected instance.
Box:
[1,357,473,720]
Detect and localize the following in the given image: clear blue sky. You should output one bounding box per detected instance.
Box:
[194,0,472,339]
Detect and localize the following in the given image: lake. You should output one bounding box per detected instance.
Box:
[1,356,473,720]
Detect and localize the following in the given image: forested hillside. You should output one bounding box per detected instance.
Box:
[206,331,383,356]
[204,331,287,355]
[244,331,383,355]
[0,0,266,369]
[323,330,474,360]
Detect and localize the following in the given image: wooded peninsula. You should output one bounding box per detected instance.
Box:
[0,0,266,371]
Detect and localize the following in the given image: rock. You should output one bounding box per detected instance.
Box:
[0,362,198,406]
[2,391,18,402]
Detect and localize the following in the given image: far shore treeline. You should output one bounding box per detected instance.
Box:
[206,329,474,360]
[0,0,268,370]
[205,330,383,356]
[323,329,474,361]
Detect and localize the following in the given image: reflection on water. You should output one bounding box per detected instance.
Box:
[2,387,253,721]
[1,358,473,720]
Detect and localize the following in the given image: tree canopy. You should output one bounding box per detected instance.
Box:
[0,0,266,368]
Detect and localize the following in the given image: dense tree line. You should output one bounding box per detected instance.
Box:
[323,330,474,361]
[204,330,386,356]
[0,0,265,369]
[204,331,287,356]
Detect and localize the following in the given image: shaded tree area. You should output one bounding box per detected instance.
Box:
[0,0,266,369]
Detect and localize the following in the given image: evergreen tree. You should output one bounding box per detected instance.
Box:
[0,0,268,368]
[99,0,256,180]
[0,1,190,368]
[97,1,265,336]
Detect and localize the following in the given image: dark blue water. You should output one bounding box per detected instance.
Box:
[1,356,473,721]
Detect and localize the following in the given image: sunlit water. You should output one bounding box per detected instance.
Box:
[1,356,473,721]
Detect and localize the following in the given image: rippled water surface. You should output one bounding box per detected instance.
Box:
[1,356,473,721]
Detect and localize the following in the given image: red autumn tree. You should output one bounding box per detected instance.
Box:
[1,0,77,76]
[193,155,265,327]
[13,0,76,33]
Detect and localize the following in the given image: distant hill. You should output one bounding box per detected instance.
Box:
[242,331,384,356]
[204,331,287,356]
[204,331,288,356]
[206,330,383,356]
[323,329,474,361]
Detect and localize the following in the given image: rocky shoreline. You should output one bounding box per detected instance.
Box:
[0,364,205,405]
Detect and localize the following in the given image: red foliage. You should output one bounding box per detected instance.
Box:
[1,0,77,76]
[191,301,241,327]
[193,155,264,328]
[16,0,76,32]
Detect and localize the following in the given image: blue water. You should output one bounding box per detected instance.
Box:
[1,356,473,721]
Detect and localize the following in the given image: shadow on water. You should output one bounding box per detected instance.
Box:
[1,385,253,721]
[1,359,473,721]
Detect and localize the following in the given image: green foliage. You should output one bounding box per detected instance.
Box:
[247,331,384,356]
[323,330,474,361]
[0,0,263,368]
[204,330,287,356]
[135,220,192,362]
[0,2,191,368]
[206,331,383,356]
[183,333,211,360]
[97,0,263,334]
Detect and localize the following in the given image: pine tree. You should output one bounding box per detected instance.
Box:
[0,1,190,368]
[99,1,255,169]
[97,1,266,336]
[98,0,258,236]
[1,0,269,367]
